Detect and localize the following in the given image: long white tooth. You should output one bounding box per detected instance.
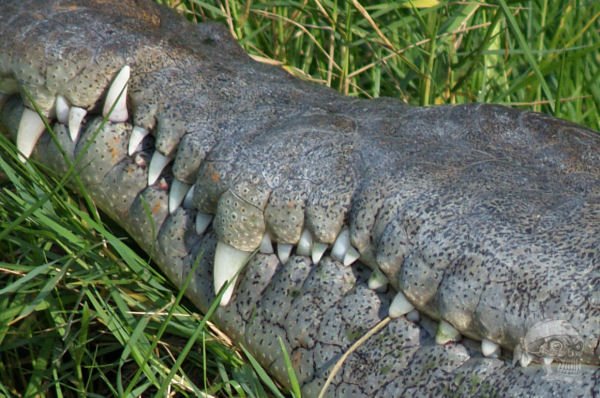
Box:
[259,232,274,254]
[55,95,70,124]
[435,320,461,345]
[214,241,251,306]
[183,184,195,208]
[148,152,172,185]
[368,269,389,290]
[311,242,328,264]
[481,339,500,357]
[103,65,130,122]
[343,246,360,266]
[128,126,149,156]
[388,291,415,318]
[168,180,190,214]
[331,228,350,261]
[296,229,313,256]
[68,106,86,142]
[406,309,420,322]
[277,243,293,264]
[16,108,46,161]
[195,212,213,235]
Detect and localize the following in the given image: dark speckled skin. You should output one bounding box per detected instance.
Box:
[0,1,599,396]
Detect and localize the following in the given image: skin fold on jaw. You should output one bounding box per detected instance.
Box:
[0,0,599,396]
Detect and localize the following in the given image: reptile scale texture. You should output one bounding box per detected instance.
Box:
[0,1,599,396]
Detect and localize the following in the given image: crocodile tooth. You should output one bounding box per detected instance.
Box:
[128,126,149,155]
[16,108,46,161]
[168,180,190,213]
[259,232,274,254]
[406,310,420,322]
[183,184,195,208]
[343,246,360,266]
[55,95,70,124]
[435,320,461,345]
[481,339,500,357]
[103,65,130,122]
[68,106,87,142]
[542,357,553,367]
[367,269,389,290]
[331,228,350,261]
[214,241,251,306]
[195,212,213,235]
[389,291,415,318]
[277,243,293,263]
[311,242,328,264]
[296,228,313,256]
[518,351,532,367]
[148,151,172,185]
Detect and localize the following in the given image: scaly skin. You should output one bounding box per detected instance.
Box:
[1,1,599,396]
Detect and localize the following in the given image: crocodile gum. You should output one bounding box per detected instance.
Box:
[0,1,599,396]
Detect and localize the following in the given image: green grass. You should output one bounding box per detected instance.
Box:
[0,1,598,397]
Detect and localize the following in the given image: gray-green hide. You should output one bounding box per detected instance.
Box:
[0,1,598,396]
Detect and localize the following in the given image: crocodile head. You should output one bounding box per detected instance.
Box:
[1,0,599,395]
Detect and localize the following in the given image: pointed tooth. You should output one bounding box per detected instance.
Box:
[368,269,388,290]
[388,291,415,318]
[277,243,293,264]
[435,320,461,345]
[68,106,86,142]
[331,228,350,261]
[183,184,195,208]
[406,310,420,322]
[195,212,213,235]
[16,108,46,161]
[103,65,130,122]
[481,339,500,357]
[519,351,532,368]
[148,152,172,185]
[168,180,190,214]
[55,95,69,124]
[259,232,274,254]
[128,126,149,155]
[296,229,313,256]
[214,241,251,306]
[343,246,360,266]
[311,242,328,264]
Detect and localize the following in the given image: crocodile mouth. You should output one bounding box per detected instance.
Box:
[0,0,598,395]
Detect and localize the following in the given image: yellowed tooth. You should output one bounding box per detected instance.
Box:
[368,269,388,290]
[389,291,415,318]
[16,108,46,161]
[435,321,461,345]
[68,106,87,142]
[296,228,313,256]
[214,241,251,306]
[103,65,130,122]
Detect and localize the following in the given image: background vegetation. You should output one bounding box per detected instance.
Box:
[0,1,598,397]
